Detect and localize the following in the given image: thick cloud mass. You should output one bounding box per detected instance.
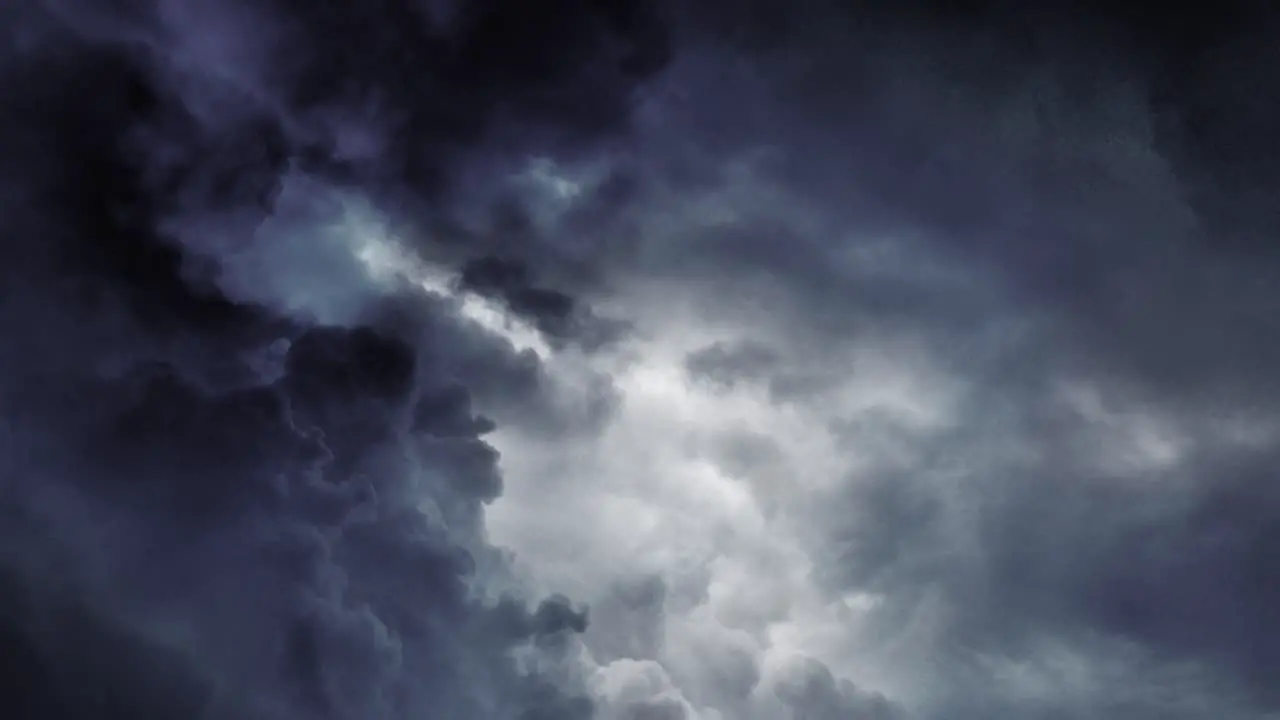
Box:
[0,1,662,718]
[4,1,1280,719]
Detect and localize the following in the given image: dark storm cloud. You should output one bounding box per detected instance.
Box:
[666,0,1280,408]
[8,0,1280,718]
[586,1,1280,717]
[0,562,224,719]
[439,1,1280,714]
[809,381,1280,703]
[478,1,1260,714]
[0,2,674,719]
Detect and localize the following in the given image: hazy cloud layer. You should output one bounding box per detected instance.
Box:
[3,1,1280,720]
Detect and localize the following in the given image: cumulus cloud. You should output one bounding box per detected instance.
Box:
[5,1,1280,720]
[480,3,1280,719]
[0,1,664,719]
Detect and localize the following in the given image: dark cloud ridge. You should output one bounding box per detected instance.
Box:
[0,1,672,718]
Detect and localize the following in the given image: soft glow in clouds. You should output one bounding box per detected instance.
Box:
[347,146,1241,718]
[487,328,921,716]
[351,204,553,359]
[343,184,941,716]
[8,3,1280,719]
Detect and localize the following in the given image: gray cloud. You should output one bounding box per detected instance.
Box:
[0,1,670,719]
[478,2,1280,718]
[773,656,899,720]
[626,4,1280,717]
[6,1,1280,720]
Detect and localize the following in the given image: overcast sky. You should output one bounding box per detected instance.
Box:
[3,1,1280,719]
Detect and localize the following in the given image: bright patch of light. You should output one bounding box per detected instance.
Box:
[344,198,551,358]
[340,187,956,716]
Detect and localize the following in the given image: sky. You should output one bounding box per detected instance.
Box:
[2,1,1280,719]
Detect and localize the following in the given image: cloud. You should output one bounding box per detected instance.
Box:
[0,2,669,719]
[472,3,1280,719]
[6,1,1280,720]
[772,656,898,720]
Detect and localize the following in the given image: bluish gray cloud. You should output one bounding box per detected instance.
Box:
[0,2,667,719]
[5,1,1280,719]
